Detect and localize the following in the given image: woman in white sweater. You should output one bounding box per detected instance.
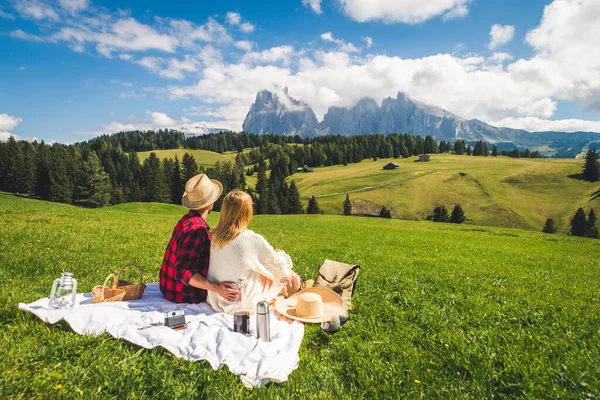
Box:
[207,190,300,314]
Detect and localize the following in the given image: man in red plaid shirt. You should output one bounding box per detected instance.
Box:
[160,174,238,303]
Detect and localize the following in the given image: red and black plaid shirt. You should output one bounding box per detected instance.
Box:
[159,210,211,303]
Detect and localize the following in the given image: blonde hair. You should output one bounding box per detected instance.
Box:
[212,190,253,249]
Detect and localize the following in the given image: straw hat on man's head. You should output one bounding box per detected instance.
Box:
[275,287,347,323]
[182,174,223,210]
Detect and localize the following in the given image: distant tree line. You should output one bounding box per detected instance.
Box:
[0,129,542,213]
[0,135,247,211]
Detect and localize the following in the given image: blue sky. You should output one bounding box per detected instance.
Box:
[1,0,599,143]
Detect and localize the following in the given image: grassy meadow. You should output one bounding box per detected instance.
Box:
[1,192,599,398]
[290,154,600,232]
[137,149,231,165]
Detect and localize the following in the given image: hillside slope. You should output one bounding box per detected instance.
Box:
[289,154,600,232]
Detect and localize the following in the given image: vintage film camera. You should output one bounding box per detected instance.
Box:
[164,310,186,329]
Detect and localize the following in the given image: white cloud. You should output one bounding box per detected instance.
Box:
[240,22,255,33]
[363,36,373,48]
[19,66,28,70]
[339,0,470,24]
[58,0,88,13]
[489,24,515,50]
[14,0,59,21]
[302,0,323,15]
[488,52,513,63]
[442,4,469,21]
[167,17,232,47]
[0,114,25,142]
[226,12,241,25]
[88,113,235,138]
[136,55,199,80]
[320,32,360,53]
[234,40,254,52]
[242,46,295,65]
[224,11,254,33]
[50,18,179,57]
[150,112,177,126]
[491,117,600,133]
[0,113,23,131]
[197,45,223,66]
[10,29,44,42]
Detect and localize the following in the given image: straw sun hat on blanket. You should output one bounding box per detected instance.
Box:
[182,174,223,210]
[275,287,347,323]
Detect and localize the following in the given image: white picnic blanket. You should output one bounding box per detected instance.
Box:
[18,282,304,387]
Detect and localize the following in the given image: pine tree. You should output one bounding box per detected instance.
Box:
[582,148,599,182]
[170,156,184,204]
[77,151,111,208]
[1,136,24,193]
[181,153,199,182]
[255,167,269,214]
[379,206,392,218]
[288,180,304,214]
[307,196,321,214]
[35,143,51,200]
[570,208,588,237]
[400,143,409,158]
[450,204,465,224]
[542,218,557,234]
[586,208,599,238]
[21,142,37,195]
[141,153,169,202]
[466,145,472,156]
[343,194,352,216]
[492,144,499,157]
[266,179,281,214]
[48,145,73,204]
[432,205,450,222]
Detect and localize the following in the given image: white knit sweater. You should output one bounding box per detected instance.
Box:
[207,229,293,314]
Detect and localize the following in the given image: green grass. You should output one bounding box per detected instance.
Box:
[289,154,600,232]
[137,149,231,166]
[1,193,599,398]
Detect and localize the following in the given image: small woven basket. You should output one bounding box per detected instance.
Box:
[92,274,126,304]
[115,264,146,301]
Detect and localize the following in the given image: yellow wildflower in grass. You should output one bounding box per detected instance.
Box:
[54,384,62,390]
[414,380,421,384]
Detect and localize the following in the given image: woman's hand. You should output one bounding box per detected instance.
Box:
[212,281,239,301]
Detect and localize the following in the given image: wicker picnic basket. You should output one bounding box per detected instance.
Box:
[92,274,126,304]
[115,264,146,301]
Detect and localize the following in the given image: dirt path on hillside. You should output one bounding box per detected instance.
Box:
[314,170,437,198]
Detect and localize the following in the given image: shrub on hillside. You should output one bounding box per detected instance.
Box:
[582,148,599,182]
[570,208,588,237]
[542,218,557,234]
[343,194,352,216]
[307,196,321,214]
[380,206,392,219]
[432,206,450,222]
[450,205,466,224]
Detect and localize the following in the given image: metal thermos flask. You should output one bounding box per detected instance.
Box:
[256,301,270,342]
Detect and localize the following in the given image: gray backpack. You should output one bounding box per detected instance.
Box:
[312,259,360,309]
